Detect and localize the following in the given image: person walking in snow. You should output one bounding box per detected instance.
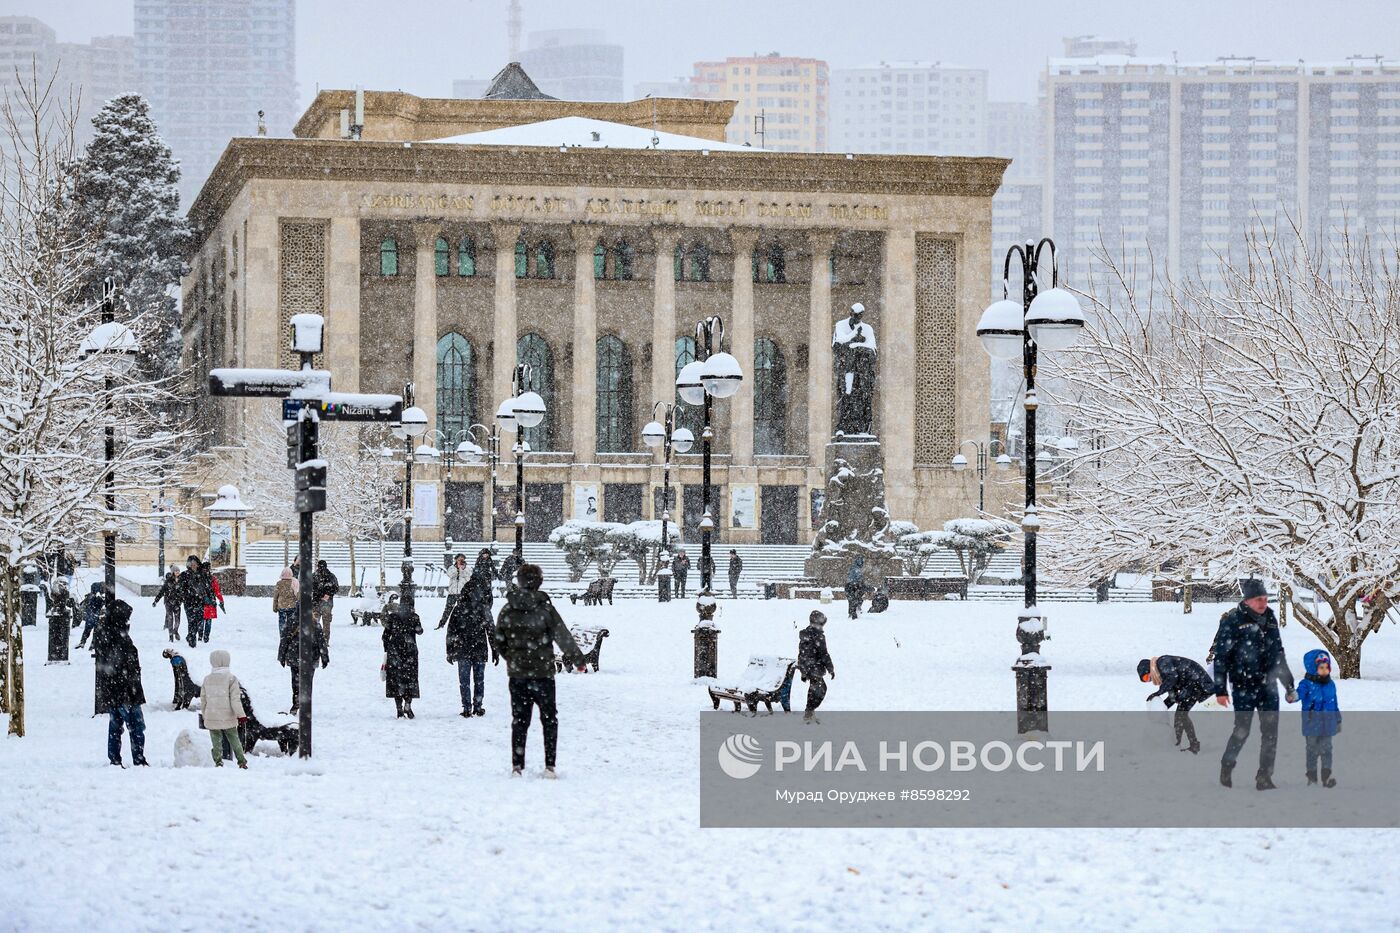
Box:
[272,568,298,638]
[382,598,422,719]
[200,561,225,643]
[727,549,743,598]
[75,581,104,650]
[1213,578,1298,790]
[311,560,339,646]
[200,649,248,769]
[492,563,584,777]
[1297,649,1342,787]
[445,551,498,717]
[845,555,866,619]
[177,555,210,648]
[671,550,690,599]
[92,595,148,767]
[1138,655,1217,754]
[797,610,836,724]
[151,569,182,641]
[44,577,77,663]
[277,607,327,713]
[438,552,470,629]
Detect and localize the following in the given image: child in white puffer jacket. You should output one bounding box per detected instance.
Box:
[200,649,248,769]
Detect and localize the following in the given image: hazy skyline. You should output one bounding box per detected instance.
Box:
[9,0,1398,107]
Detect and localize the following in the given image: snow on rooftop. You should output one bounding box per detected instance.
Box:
[427,116,761,152]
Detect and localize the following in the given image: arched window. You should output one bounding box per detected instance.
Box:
[514,239,528,278]
[828,252,837,285]
[674,335,702,438]
[458,236,476,277]
[594,243,607,280]
[751,246,760,283]
[767,244,786,283]
[595,335,632,453]
[380,237,398,276]
[434,237,450,277]
[534,240,555,279]
[688,243,710,282]
[753,337,787,455]
[436,333,474,438]
[516,333,553,451]
[615,241,634,281]
[674,244,684,281]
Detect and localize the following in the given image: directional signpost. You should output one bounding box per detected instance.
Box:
[209,317,402,757]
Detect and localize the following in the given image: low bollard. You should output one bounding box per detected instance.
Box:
[657,567,672,602]
[20,563,41,627]
[693,590,719,678]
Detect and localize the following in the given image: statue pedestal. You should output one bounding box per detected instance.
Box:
[804,434,904,588]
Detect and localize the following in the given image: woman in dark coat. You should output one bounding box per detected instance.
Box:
[382,601,423,718]
[446,550,498,718]
[92,599,148,766]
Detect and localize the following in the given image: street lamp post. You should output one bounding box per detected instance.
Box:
[500,365,546,562]
[391,384,428,610]
[79,278,137,624]
[951,439,1011,514]
[463,423,500,549]
[675,316,744,595]
[642,401,694,596]
[976,237,1085,733]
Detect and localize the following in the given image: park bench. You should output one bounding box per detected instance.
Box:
[707,655,797,714]
[885,575,969,600]
[569,577,616,606]
[556,625,610,673]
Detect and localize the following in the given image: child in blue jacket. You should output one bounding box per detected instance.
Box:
[1297,648,1341,787]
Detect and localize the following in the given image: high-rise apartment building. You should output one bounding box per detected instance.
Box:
[829,61,987,155]
[135,0,296,205]
[0,17,135,143]
[519,29,623,101]
[692,53,828,151]
[1045,52,1400,289]
[633,78,695,100]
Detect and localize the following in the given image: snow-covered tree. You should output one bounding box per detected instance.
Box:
[73,94,190,383]
[0,70,186,735]
[893,518,1015,580]
[319,425,399,590]
[549,519,679,583]
[1041,221,1400,677]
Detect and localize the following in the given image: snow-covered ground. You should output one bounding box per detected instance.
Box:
[4,577,1399,931]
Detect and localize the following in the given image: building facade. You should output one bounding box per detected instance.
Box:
[830,61,988,157]
[134,0,297,205]
[518,29,624,101]
[0,16,135,144]
[183,86,1010,547]
[1045,52,1400,289]
[692,53,829,152]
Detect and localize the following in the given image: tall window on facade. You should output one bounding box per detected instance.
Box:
[434,237,450,276]
[752,244,787,283]
[517,333,553,451]
[674,244,684,281]
[674,335,702,438]
[436,333,474,439]
[753,337,787,455]
[688,243,710,282]
[515,239,528,278]
[534,240,555,279]
[615,241,634,280]
[458,236,476,277]
[595,335,632,453]
[594,243,607,279]
[380,237,398,276]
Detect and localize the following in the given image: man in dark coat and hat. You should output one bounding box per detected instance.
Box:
[1212,578,1297,790]
[92,594,148,766]
[797,611,836,724]
[1137,654,1217,754]
[446,550,498,717]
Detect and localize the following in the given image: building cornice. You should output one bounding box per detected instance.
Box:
[187,138,1008,250]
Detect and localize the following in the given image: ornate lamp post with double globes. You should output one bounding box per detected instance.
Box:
[390,389,429,610]
[976,238,1085,733]
[496,365,546,562]
[951,439,1011,514]
[642,401,694,598]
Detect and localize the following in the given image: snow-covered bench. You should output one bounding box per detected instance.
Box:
[708,655,797,714]
[555,625,609,673]
[568,577,616,606]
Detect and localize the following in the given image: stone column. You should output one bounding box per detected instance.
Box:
[880,229,917,521]
[649,226,679,414]
[327,216,361,392]
[727,227,759,467]
[806,229,836,460]
[570,224,598,463]
[491,223,520,463]
[412,223,440,433]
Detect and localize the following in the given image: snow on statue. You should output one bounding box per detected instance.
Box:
[832,302,878,436]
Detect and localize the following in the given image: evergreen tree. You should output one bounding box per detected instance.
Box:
[74,93,191,380]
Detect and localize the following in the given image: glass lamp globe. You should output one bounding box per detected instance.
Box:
[399,406,428,438]
[951,453,969,472]
[495,398,518,433]
[669,427,694,454]
[995,453,1013,471]
[1026,287,1085,352]
[456,440,483,463]
[975,298,1025,360]
[513,391,546,429]
[700,351,743,399]
[675,360,706,406]
[641,420,666,448]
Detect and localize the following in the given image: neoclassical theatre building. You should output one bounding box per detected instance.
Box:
[184,66,1013,546]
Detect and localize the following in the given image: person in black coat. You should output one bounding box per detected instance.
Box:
[277,614,328,712]
[727,550,743,598]
[671,551,690,599]
[151,569,182,642]
[446,551,498,718]
[1211,579,1297,789]
[797,610,836,723]
[43,577,77,663]
[92,597,148,766]
[176,555,210,648]
[382,601,423,718]
[1138,655,1216,754]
